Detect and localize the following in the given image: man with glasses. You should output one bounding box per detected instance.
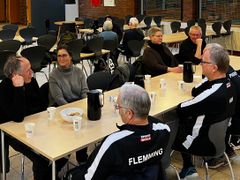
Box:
[173,43,236,179]
[66,84,170,180]
[0,55,66,179]
[177,25,206,64]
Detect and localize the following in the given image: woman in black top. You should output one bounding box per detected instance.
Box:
[142,27,182,77]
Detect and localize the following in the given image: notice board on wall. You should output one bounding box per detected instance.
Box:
[104,0,115,6]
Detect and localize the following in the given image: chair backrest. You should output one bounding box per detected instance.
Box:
[67,39,84,64]
[187,19,195,27]
[197,18,206,25]
[144,16,152,28]
[97,17,105,27]
[103,39,118,53]
[223,20,232,34]
[212,22,222,37]
[0,40,21,53]
[2,24,18,34]
[21,46,48,72]
[86,37,104,56]
[19,27,36,45]
[0,29,16,41]
[170,21,181,33]
[60,23,77,35]
[87,71,112,91]
[37,34,57,51]
[127,40,145,57]
[0,50,16,79]
[208,118,230,157]
[198,21,206,39]
[129,55,144,81]
[125,15,133,24]
[136,14,145,24]
[153,16,162,27]
[83,18,94,29]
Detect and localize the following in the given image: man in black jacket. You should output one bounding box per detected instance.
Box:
[173,43,236,178]
[68,84,170,180]
[0,55,65,180]
[177,25,206,64]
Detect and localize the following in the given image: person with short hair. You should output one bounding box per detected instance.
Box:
[142,27,182,77]
[67,84,170,180]
[177,25,206,64]
[100,20,118,45]
[120,17,144,58]
[0,55,65,180]
[173,43,236,179]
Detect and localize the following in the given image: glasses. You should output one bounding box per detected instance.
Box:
[200,61,214,65]
[114,104,129,110]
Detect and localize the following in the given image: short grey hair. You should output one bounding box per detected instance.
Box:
[148,27,162,36]
[103,20,113,31]
[189,25,202,35]
[205,43,229,73]
[129,17,139,27]
[119,84,151,118]
[3,55,23,78]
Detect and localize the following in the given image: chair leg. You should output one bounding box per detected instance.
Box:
[21,155,25,180]
[170,164,181,180]
[223,152,235,180]
[204,161,209,180]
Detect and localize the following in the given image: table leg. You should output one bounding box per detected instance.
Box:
[52,160,56,180]
[1,131,6,180]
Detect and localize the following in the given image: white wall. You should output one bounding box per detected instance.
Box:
[65,1,79,21]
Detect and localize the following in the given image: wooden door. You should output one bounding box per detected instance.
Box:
[0,0,6,22]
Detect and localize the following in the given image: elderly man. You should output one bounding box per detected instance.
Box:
[173,43,236,179]
[119,17,144,59]
[100,20,118,46]
[0,55,65,180]
[66,84,170,180]
[177,25,206,64]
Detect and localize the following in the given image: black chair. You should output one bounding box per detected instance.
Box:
[97,17,105,27]
[103,39,119,67]
[170,21,181,33]
[198,21,207,39]
[153,16,162,27]
[197,18,206,25]
[86,36,104,57]
[187,19,195,27]
[59,22,77,35]
[0,29,16,41]
[0,40,21,53]
[87,71,112,91]
[143,16,152,30]
[19,27,37,45]
[222,20,233,54]
[127,40,145,64]
[136,14,145,24]
[21,46,49,80]
[83,18,94,29]
[2,24,18,34]
[211,21,222,38]
[0,50,16,79]
[125,15,133,25]
[67,39,84,64]
[37,34,57,51]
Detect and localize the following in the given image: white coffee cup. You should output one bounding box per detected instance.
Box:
[24,123,35,138]
[177,80,185,90]
[144,74,151,81]
[47,107,56,121]
[72,116,82,131]
[149,91,157,103]
[160,79,167,90]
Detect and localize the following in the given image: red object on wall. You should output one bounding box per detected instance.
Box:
[91,0,101,7]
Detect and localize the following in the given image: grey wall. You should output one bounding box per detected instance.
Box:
[31,0,65,35]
